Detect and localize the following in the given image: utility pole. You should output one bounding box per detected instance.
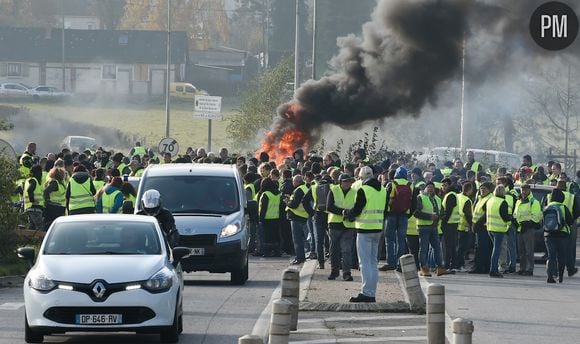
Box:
[165,0,171,138]
[311,0,317,80]
[61,0,66,91]
[294,0,301,92]
[459,34,466,152]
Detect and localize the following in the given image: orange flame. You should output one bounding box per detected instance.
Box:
[257,102,310,165]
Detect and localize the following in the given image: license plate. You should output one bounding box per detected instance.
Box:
[190,248,204,256]
[75,314,122,325]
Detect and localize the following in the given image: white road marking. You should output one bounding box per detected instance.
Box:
[0,302,24,310]
[293,325,425,333]
[298,314,425,324]
[290,336,427,343]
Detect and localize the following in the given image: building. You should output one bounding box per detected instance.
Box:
[0,27,187,98]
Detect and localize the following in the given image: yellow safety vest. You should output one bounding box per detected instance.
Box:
[48,181,66,207]
[442,191,460,224]
[132,146,147,158]
[327,184,356,228]
[260,191,280,220]
[68,178,95,210]
[513,196,542,232]
[504,192,515,216]
[355,185,387,230]
[470,161,481,172]
[486,196,508,233]
[244,183,257,201]
[24,177,44,209]
[286,184,309,219]
[93,180,106,191]
[563,191,574,214]
[473,193,492,223]
[117,162,127,175]
[441,168,452,177]
[416,194,442,228]
[407,215,418,235]
[101,189,122,213]
[456,193,472,232]
[351,179,363,191]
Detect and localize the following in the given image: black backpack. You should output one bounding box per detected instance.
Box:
[315,182,331,212]
[543,205,564,233]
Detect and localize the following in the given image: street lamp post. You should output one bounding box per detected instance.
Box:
[165,0,171,138]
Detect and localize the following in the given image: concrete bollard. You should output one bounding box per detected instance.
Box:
[238,335,263,344]
[281,268,300,331]
[399,254,425,310]
[452,318,474,344]
[427,283,445,344]
[269,298,293,344]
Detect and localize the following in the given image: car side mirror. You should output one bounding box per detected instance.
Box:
[17,247,35,266]
[171,247,191,267]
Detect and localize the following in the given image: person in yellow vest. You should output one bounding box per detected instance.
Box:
[65,165,96,215]
[43,167,67,229]
[521,154,538,173]
[486,185,511,278]
[414,182,449,277]
[258,177,282,257]
[344,166,386,302]
[441,178,461,271]
[465,150,482,173]
[19,142,37,178]
[23,165,45,230]
[496,177,518,274]
[326,173,357,281]
[543,189,574,283]
[456,182,474,272]
[129,141,147,159]
[129,159,145,177]
[92,168,108,192]
[555,179,580,277]
[469,181,494,274]
[286,175,315,265]
[514,183,542,276]
[96,177,124,213]
[303,173,333,269]
[440,161,453,178]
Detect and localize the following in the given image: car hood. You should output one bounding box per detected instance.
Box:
[174,212,240,236]
[36,255,165,284]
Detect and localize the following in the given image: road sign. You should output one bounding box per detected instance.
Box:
[194,95,222,121]
[158,137,179,156]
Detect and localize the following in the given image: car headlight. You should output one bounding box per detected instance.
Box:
[143,267,173,293]
[220,222,241,238]
[29,275,57,292]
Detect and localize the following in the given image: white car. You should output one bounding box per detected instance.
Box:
[27,85,73,99]
[18,214,189,343]
[0,82,29,98]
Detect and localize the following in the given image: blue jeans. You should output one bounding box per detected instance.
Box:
[356,231,381,297]
[419,227,442,268]
[489,231,505,274]
[545,236,568,278]
[507,226,517,269]
[290,219,308,262]
[385,214,408,267]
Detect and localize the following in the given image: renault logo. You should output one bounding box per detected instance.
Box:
[92,281,106,298]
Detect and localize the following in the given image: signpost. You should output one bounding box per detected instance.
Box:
[194,95,222,152]
[158,137,179,159]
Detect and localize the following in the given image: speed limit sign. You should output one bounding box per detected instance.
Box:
[158,137,179,156]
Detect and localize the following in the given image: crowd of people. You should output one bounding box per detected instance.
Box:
[12,140,580,302]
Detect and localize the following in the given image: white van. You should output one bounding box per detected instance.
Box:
[135,164,257,285]
[60,136,97,153]
[419,147,520,171]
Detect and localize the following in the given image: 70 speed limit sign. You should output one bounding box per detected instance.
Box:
[158,138,179,156]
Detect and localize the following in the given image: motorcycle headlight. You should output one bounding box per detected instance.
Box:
[29,275,57,292]
[143,267,173,293]
[220,222,241,238]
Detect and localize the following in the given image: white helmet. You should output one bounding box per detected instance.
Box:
[141,189,161,216]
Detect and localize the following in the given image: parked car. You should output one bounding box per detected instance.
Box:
[135,164,257,285]
[169,82,208,101]
[28,85,73,100]
[60,136,97,153]
[0,82,29,98]
[514,183,553,253]
[18,214,190,343]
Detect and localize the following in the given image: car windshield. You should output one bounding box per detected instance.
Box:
[44,221,161,255]
[141,175,239,215]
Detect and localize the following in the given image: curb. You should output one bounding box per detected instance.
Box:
[0,275,24,288]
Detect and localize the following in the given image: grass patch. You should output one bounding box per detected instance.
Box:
[1,98,240,153]
[0,260,28,277]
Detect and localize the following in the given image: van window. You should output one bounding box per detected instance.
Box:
[141,176,239,215]
[176,86,183,92]
[185,85,196,93]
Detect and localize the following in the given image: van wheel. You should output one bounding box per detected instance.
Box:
[25,314,43,343]
[231,252,248,285]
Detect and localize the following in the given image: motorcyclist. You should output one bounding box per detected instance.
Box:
[136,189,179,247]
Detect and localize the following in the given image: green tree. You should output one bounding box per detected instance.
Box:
[226,58,293,147]
[0,154,19,261]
